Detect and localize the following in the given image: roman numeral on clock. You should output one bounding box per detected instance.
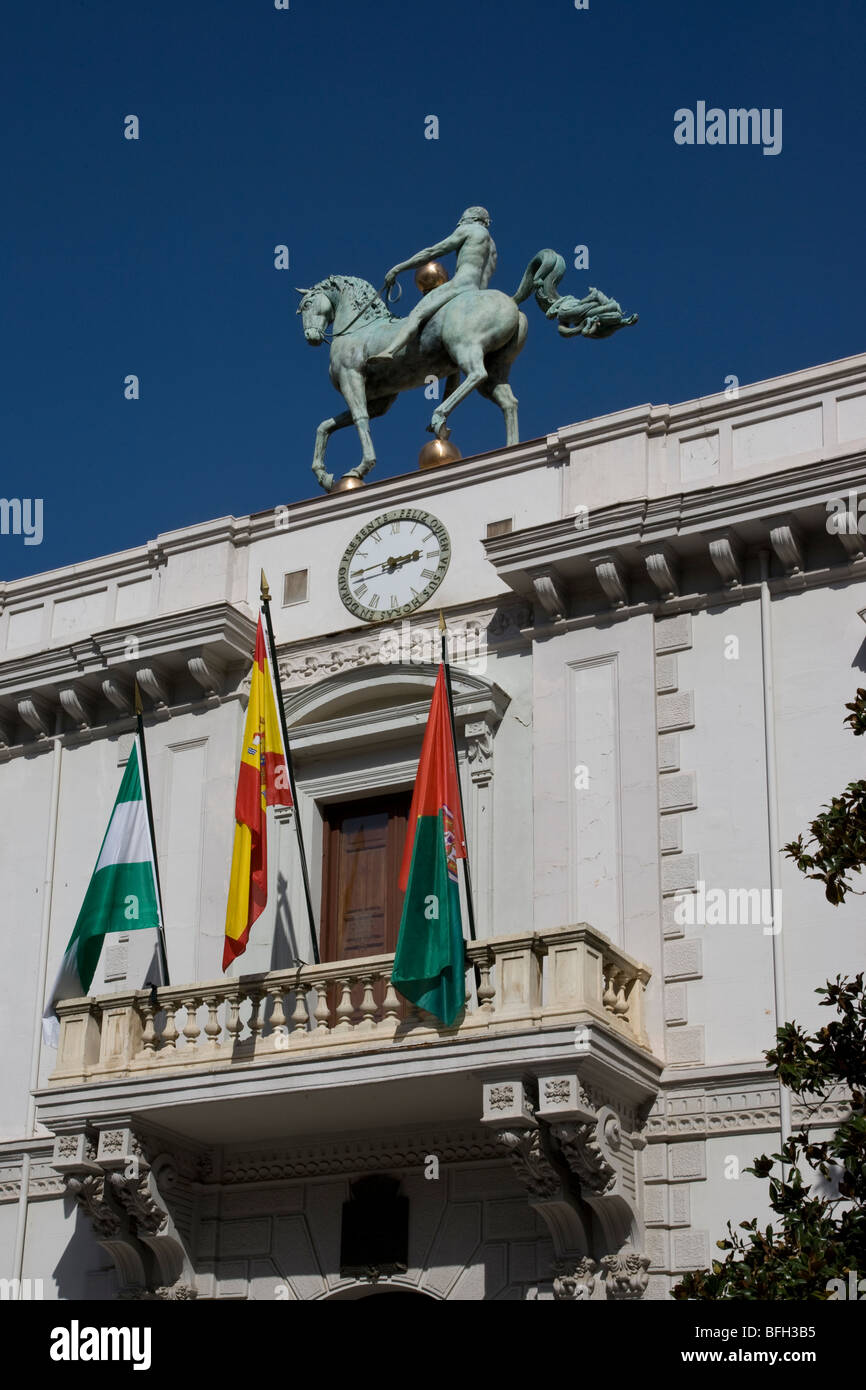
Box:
[355,583,368,598]
[421,567,435,579]
[368,594,379,608]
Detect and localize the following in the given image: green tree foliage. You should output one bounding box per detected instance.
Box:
[672,692,866,1300]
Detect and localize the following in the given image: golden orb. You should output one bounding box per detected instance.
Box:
[330,474,365,493]
[414,261,449,295]
[418,437,462,470]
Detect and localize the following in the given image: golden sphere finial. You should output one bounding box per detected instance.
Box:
[414,261,449,295]
[330,475,365,493]
[418,437,462,470]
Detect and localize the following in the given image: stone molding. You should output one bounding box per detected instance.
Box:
[0,602,255,751]
[219,1128,502,1185]
[484,452,866,616]
[655,615,703,1068]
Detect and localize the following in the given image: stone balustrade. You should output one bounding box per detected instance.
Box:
[49,924,650,1084]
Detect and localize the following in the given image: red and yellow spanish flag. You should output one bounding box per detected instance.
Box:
[223,615,292,969]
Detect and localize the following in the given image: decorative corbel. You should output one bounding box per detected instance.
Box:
[552,1256,599,1301]
[17,696,52,738]
[135,667,171,713]
[599,1248,651,1300]
[59,686,94,735]
[529,567,567,622]
[769,520,804,583]
[102,678,134,714]
[464,718,494,786]
[708,531,743,588]
[187,655,224,700]
[833,513,866,562]
[643,544,679,601]
[592,555,628,610]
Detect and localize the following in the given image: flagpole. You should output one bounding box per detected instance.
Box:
[439,612,477,943]
[134,682,171,987]
[260,571,320,965]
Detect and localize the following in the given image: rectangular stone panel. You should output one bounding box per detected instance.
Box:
[655,613,692,653]
[732,405,821,469]
[666,1024,705,1065]
[657,691,694,732]
[680,432,720,482]
[664,939,702,981]
[838,391,866,443]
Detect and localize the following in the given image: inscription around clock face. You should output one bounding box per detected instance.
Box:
[337,508,451,622]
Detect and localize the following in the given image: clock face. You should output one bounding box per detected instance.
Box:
[338,507,451,622]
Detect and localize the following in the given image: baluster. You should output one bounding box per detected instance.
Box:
[290,980,309,1034]
[476,954,495,1013]
[268,983,288,1038]
[203,994,222,1049]
[613,970,630,1017]
[139,998,157,1055]
[602,964,617,1013]
[182,996,201,1048]
[313,980,330,1032]
[162,999,179,1051]
[381,978,401,1024]
[226,992,243,1045]
[357,974,377,1031]
[248,988,264,1041]
[335,977,354,1032]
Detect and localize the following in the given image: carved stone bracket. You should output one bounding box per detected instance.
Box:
[496,1127,563,1199]
[768,521,804,582]
[708,531,743,588]
[59,686,93,736]
[553,1256,599,1301]
[136,667,171,713]
[18,696,52,738]
[464,718,494,786]
[51,1124,192,1300]
[643,545,679,601]
[834,514,866,562]
[592,555,628,609]
[188,655,224,700]
[102,678,134,714]
[599,1248,650,1300]
[529,567,567,622]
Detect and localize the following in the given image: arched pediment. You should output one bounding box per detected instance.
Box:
[282,662,509,756]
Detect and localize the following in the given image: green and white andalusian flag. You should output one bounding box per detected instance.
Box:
[42,737,162,1047]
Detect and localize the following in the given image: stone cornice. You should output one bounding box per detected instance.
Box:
[485,451,866,614]
[0,602,256,752]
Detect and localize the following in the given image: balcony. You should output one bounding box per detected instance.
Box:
[39,925,660,1147]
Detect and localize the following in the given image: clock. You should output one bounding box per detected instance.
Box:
[337,507,451,622]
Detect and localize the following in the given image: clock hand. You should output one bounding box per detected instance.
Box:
[351,550,421,579]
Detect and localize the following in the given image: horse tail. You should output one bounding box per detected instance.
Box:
[512,249,567,312]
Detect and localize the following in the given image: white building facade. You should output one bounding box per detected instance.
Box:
[2,351,865,1301]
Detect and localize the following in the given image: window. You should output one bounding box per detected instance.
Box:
[282,569,309,606]
[486,518,513,538]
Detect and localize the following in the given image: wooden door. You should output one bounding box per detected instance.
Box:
[321,792,411,963]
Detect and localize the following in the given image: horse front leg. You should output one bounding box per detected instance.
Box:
[338,372,379,480]
[312,407,356,493]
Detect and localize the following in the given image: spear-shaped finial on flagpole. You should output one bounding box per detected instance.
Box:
[259,567,320,963]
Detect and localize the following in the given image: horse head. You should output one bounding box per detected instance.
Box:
[295,280,337,345]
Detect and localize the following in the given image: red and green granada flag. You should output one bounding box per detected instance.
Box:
[392,664,467,1026]
[42,736,162,1047]
[223,614,292,969]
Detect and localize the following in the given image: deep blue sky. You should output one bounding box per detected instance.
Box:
[3,0,865,580]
